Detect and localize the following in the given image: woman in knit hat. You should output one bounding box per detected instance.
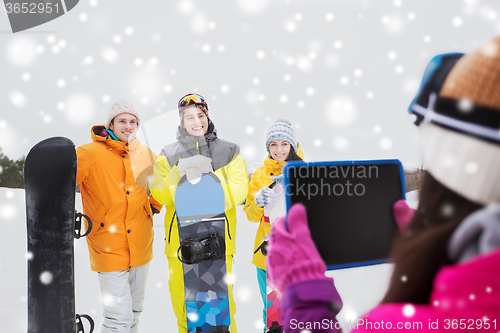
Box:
[243,118,305,331]
[76,99,163,333]
[150,93,249,333]
[265,37,500,332]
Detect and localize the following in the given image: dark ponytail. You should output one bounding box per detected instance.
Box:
[381,172,481,304]
[285,147,303,162]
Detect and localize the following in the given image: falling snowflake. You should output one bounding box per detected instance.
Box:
[452,17,463,27]
[178,0,194,14]
[401,275,408,282]
[326,97,356,126]
[102,293,116,307]
[279,94,288,103]
[134,58,143,66]
[314,139,322,147]
[367,91,375,99]
[333,40,343,49]
[65,93,96,124]
[7,37,37,67]
[284,19,297,32]
[458,99,473,112]
[101,47,119,64]
[217,45,225,52]
[340,76,349,85]
[22,73,31,81]
[402,304,416,317]
[220,85,230,93]
[297,100,305,108]
[380,137,393,150]
[125,26,134,35]
[423,35,431,43]
[373,125,381,133]
[408,12,416,20]
[190,13,209,34]
[465,161,478,174]
[113,35,122,44]
[9,91,27,108]
[164,85,172,93]
[256,50,265,59]
[26,252,34,260]
[306,87,315,96]
[325,13,334,21]
[245,126,254,134]
[237,0,268,14]
[79,13,88,22]
[57,79,66,88]
[208,21,216,29]
[237,286,253,302]
[395,65,404,74]
[202,44,211,53]
[354,69,363,77]
[333,136,350,152]
[40,271,53,285]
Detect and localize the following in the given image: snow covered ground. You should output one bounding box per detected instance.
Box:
[0,188,418,332]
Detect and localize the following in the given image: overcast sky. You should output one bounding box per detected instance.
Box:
[1,0,499,172]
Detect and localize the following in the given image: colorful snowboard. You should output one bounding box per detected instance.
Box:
[263,184,285,332]
[175,173,230,332]
[24,137,94,333]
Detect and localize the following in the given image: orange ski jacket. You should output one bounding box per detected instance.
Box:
[76,125,162,272]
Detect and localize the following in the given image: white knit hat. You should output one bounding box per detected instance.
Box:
[411,37,500,205]
[106,99,140,129]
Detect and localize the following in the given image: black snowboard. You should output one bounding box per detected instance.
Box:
[24,137,93,333]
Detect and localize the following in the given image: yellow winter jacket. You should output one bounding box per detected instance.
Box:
[76,125,163,272]
[150,124,249,258]
[244,144,304,270]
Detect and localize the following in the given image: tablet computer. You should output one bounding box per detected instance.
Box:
[283,159,406,270]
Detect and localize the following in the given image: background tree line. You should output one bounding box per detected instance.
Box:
[0,147,25,189]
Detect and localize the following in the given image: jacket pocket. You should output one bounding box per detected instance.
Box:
[88,203,107,239]
[143,203,153,226]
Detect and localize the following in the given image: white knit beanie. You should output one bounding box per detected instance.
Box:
[106,99,140,129]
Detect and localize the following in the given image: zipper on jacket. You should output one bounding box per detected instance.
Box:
[225,215,231,240]
[168,212,176,243]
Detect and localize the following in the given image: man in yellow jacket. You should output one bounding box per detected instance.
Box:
[76,100,162,333]
[150,93,248,333]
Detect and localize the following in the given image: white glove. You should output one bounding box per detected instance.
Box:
[177,155,213,184]
[255,187,278,208]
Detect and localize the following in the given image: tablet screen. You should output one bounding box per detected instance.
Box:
[285,160,405,269]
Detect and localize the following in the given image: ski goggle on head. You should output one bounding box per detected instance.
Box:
[408,53,500,144]
[178,93,208,111]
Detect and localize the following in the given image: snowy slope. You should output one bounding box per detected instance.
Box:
[0,187,417,332]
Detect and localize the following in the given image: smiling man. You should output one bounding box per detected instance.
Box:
[76,99,162,333]
[150,93,249,332]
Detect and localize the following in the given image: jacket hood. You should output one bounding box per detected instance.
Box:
[448,204,500,263]
[91,124,141,151]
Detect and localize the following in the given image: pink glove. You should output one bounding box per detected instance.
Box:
[393,200,415,233]
[267,203,327,293]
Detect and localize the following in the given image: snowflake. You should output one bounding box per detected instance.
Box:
[402,304,416,317]
[465,161,478,174]
[452,17,463,27]
[9,91,27,108]
[220,85,230,93]
[333,136,350,152]
[39,271,53,285]
[326,97,356,126]
[380,137,393,150]
[101,47,119,64]
[79,13,88,22]
[256,50,265,59]
[237,0,268,14]
[325,13,334,21]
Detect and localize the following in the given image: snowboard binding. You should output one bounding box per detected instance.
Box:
[266,326,283,333]
[74,212,93,239]
[76,314,95,333]
[177,232,225,264]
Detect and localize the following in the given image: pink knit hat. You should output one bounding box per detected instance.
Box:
[106,99,140,129]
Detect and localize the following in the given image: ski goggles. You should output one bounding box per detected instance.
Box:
[409,53,500,144]
[178,93,208,111]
